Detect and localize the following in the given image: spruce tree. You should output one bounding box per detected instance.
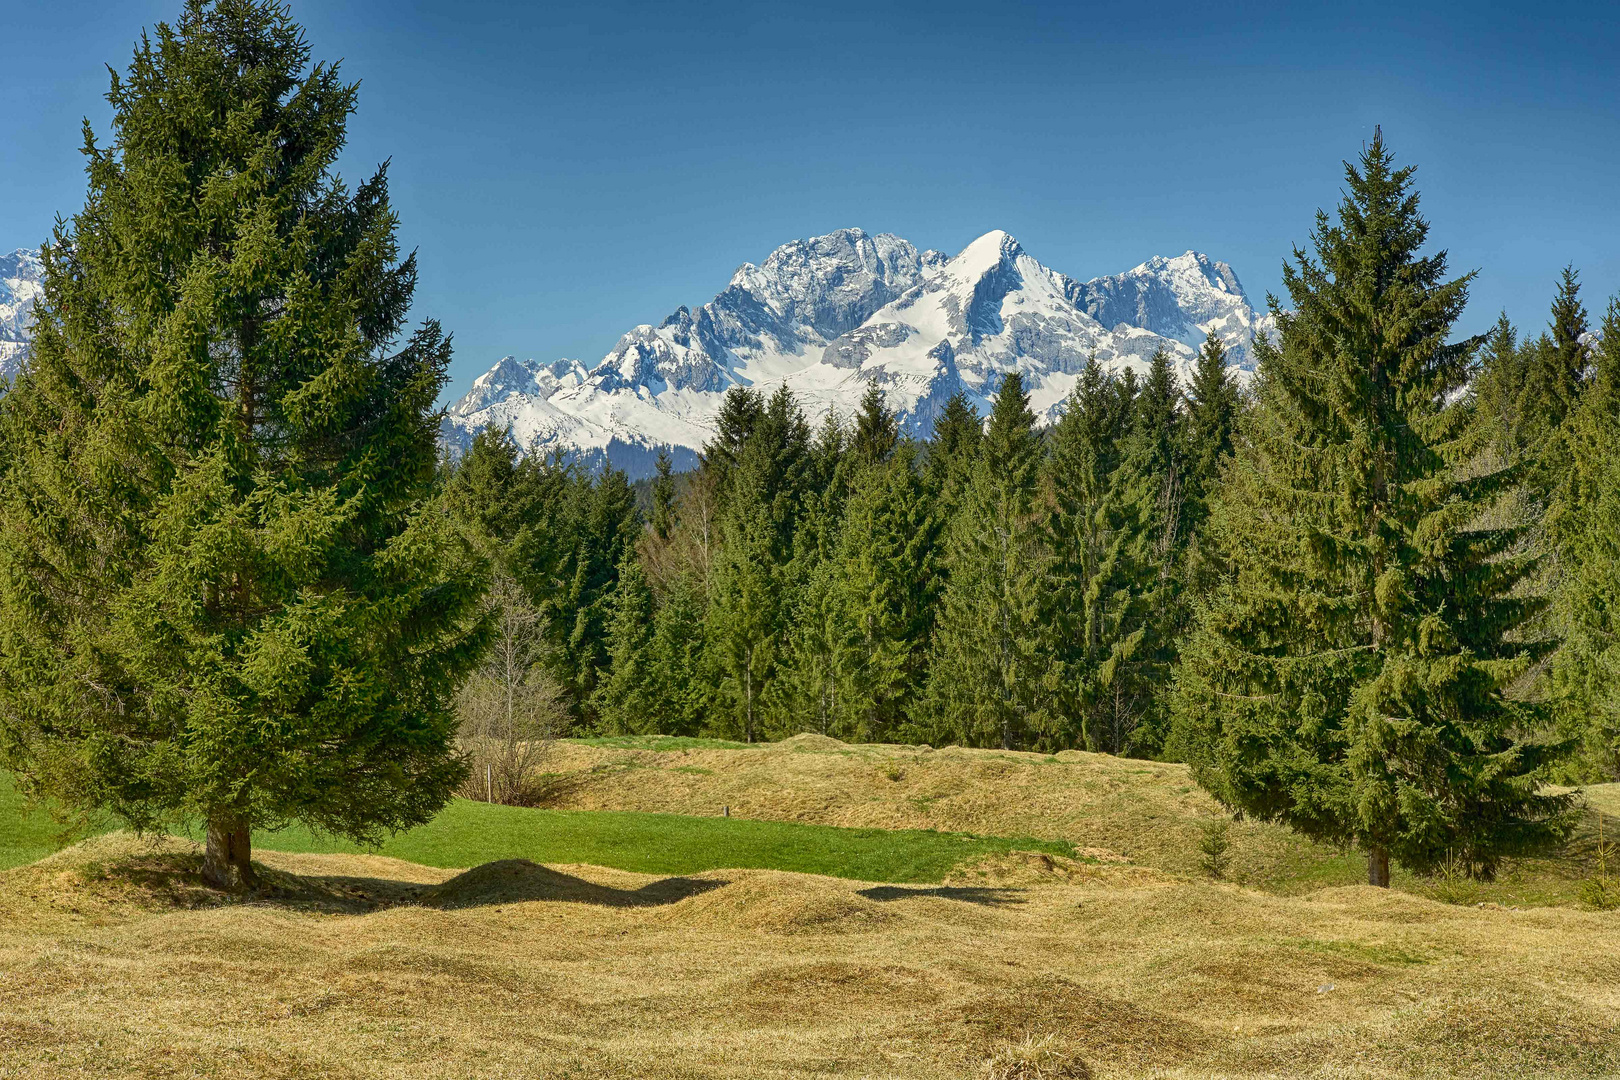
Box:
[0,0,486,888]
[595,557,659,734]
[648,574,712,737]
[830,445,941,740]
[851,382,900,467]
[926,372,1047,749]
[709,490,782,743]
[1042,362,1154,752]
[651,448,678,541]
[1518,268,1590,493]
[1172,133,1574,885]
[924,389,983,505]
[1183,331,1240,529]
[1554,297,1620,778]
[1471,314,1529,462]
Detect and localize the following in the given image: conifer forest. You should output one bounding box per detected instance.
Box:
[440,136,1617,883]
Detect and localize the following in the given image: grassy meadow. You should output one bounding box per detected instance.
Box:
[4,734,1620,1078]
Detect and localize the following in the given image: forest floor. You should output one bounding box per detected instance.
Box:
[2,737,1618,1078]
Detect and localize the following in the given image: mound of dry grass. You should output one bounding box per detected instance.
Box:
[537,737,1620,907]
[2,834,1618,1078]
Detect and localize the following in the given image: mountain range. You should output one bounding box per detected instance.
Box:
[444,228,1276,476]
[0,248,43,381]
[1,232,1278,478]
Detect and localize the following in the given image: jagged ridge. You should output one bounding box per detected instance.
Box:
[445,228,1275,477]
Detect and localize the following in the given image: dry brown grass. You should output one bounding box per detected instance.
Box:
[541,735,1620,905]
[3,832,1620,1078]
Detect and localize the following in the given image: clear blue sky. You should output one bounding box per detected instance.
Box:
[2,1,1617,401]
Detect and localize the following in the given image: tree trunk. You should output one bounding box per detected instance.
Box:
[202,817,257,891]
[1366,848,1390,888]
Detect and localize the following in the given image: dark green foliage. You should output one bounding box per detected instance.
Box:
[924,389,983,505]
[651,448,678,541]
[1183,331,1241,529]
[925,372,1048,749]
[1172,132,1575,883]
[1553,298,1620,779]
[0,0,486,882]
[445,432,640,723]
[594,558,659,734]
[829,445,942,741]
[851,382,900,467]
[1042,361,1155,752]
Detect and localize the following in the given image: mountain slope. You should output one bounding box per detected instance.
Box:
[446,228,1274,476]
[0,249,43,381]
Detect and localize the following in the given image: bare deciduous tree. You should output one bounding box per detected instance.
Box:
[457,572,567,804]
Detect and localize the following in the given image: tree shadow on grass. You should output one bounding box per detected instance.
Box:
[66,842,722,916]
[856,885,1026,906]
[411,859,725,910]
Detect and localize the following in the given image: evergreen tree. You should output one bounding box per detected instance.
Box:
[850,382,900,467]
[1113,348,1190,752]
[704,385,766,495]
[651,448,678,541]
[926,372,1048,749]
[444,427,528,545]
[1183,331,1240,529]
[1042,362,1154,752]
[1518,267,1591,488]
[1554,297,1620,778]
[648,574,712,737]
[709,488,783,742]
[830,445,942,741]
[1471,314,1530,461]
[768,558,843,736]
[594,557,659,734]
[924,389,983,506]
[1172,133,1574,886]
[0,0,486,889]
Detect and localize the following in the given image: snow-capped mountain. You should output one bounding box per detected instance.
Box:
[0,248,44,381]
[446,227,1276,477]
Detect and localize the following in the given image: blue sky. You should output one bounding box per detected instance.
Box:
[2,1,1617,400]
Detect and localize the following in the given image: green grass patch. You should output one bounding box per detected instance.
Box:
[564,735,755,752]
[4,772,1071,883]
[0,772,110,871]
[251,802,1074,884]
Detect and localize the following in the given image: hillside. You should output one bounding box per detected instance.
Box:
[535,734,1620,908]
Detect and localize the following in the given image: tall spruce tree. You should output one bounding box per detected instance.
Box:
[1518,268,1591,500]
[651,448,678,541]
[594,557,659,734]
[1172,133,1574,885]
[830,445,941,741]
[926,372,1047,749]
[1042,362,1154,752]
[0,0,486,888]
[925,389,983,506]
[1183,331,1240,530]
[851,383,900,467]
[1553,297,1620,778]
[709,489,782,743]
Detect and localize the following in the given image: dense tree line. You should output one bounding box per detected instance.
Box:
[0,0,1605,893]
[453,337,1243,758]
[445,135,1620,885]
